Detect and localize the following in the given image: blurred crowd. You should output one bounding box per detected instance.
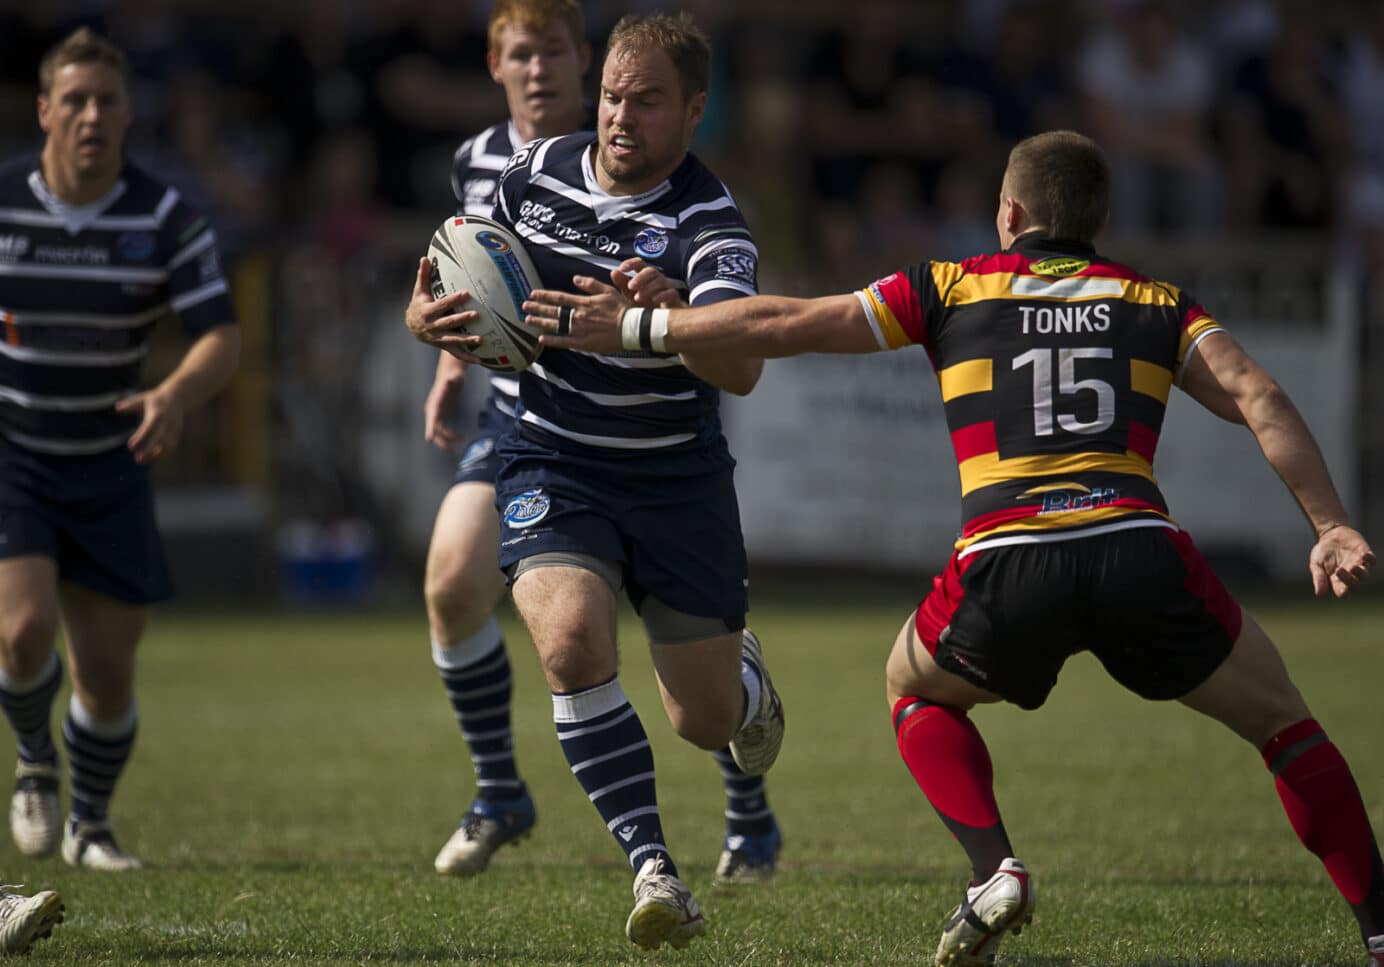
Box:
[3,0,1383,282]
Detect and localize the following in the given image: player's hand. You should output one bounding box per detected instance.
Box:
[406,256,486,363]
[1308,524,1374,598]
[524,275,630,354]
[116,386,185,463]
[614,258,684,308]
[424,363,465,452]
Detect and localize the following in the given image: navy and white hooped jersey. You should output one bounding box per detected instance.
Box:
[451,120,526,418]
[495,132,759,452]
[0,155,235,456]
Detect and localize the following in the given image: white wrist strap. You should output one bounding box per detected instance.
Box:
[619,308,671,353]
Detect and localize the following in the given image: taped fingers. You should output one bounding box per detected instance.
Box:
[557,304,573,336]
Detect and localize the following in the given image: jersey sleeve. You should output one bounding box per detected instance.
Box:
[853,261,948,352]
[162,201,236,338]
[449,135,477,211]
[1173,289,1225,380]
[684,224,758,307]
[493,138,543,230]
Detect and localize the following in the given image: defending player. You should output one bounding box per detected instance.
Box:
[405,1,782,886]
[518,130,1384,966]
[409,13,785,949]
[0,28,240,871]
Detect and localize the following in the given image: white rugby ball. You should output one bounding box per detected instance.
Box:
[427,214,544,373]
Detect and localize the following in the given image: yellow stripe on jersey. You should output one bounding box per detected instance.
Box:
[1177,314,1225,367]
[858,284,913,349]
[955,504,1176,551]
[1129,359,1172,404]
[938,359,992,402]
[957,450,1155,496]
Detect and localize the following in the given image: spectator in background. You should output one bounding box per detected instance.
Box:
[1078,0,1221,236]
[1336,0,1384,268]
[1222,3,1347,231]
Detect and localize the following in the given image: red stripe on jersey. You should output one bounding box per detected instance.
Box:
[1127,420,1159,463]
[960,252,1028,276]
[871,272,927,345]
[1182,303,1210,330]
[951,421,997,463]
[1075,261,1149,282]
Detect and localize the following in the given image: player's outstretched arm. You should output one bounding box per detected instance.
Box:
[1182,330,1374,597]
[526,279,879,357]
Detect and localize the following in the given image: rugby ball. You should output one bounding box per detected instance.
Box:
[427,214,544,373]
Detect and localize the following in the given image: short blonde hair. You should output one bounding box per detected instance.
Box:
[487,0,586,57]
[39,27,128,95]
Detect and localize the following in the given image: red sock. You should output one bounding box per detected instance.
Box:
[894,698,1010,879]
[1263,718,1383,937]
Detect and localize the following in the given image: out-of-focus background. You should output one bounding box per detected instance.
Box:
[3,0,1380,606]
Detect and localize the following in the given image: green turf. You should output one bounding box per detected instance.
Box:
[1,588,1380,964]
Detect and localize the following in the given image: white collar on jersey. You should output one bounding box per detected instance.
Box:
[27,169,128,236]
[580,144,671,223]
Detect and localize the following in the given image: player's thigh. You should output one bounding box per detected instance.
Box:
[1178,612,1310,747]
[57,580,146,713]
[0,555,61,673]
[511,562,620,691]
[425,482,505,608]
[886,611,1001,710]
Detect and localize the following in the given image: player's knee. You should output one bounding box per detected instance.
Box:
[425,560,497,631]
[0,606,59,676]
[533,633,614,693]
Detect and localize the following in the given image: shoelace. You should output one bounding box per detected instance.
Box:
[459,811,497,841]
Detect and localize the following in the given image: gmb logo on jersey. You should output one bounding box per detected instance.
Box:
[715,248,757,285]
[503,489,550,529]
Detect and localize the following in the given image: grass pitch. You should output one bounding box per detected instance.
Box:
[1,581,1380,965]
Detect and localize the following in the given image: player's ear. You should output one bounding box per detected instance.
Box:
[685,90,707,130]
[36,94,52,133]
[487,49,503,84]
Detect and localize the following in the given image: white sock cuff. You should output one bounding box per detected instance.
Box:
[431,617,503,670]
[67,694,136,738]
[0,651,58,694]
[740,660,762,733]
[552,677,628,724]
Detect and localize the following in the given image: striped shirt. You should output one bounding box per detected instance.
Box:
[857,233,1225,556]
[495,132,758,452]
[0,155,235,455]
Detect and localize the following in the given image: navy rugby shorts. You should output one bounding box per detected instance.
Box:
[494,431,749,624]
[0,442,173,604]
[449,394,511,487]
[914,526,1240,710]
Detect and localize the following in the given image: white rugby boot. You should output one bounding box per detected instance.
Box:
[935,857,1035,966]
[0,885,63,955]
[433,793,536,875]
[624,856,706,950]
[10,761,60,857]
[728,629,785,776]
[62,818,142,871]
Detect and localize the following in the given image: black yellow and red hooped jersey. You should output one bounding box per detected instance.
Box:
[855,233,1225,557]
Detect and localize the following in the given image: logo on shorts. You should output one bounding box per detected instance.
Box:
[476,231,510,254]
[503,489,550,529]
[634,227,668,258]
[458,437,495,472]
